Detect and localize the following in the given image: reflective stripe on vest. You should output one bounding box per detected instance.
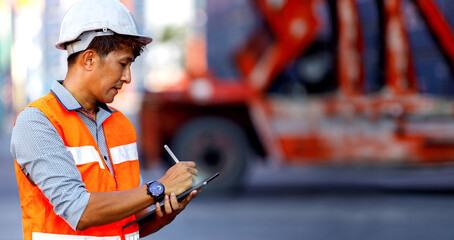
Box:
[32,231,140,240]
[67,146,105,169]
[110,143,139,165]
[68,143,139,167]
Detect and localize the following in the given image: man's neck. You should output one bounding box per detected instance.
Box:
[62,76,98,116]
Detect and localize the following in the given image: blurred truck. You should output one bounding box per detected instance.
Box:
[140,0,454,189]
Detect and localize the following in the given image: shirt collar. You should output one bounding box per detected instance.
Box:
[50,80,115,113]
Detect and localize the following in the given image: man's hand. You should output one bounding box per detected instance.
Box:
[158,161,198,195]
[137,187,201,237]
[154,189,201,226]
[137,161,199,237]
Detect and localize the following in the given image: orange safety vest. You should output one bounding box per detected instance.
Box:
[14,92,141,240]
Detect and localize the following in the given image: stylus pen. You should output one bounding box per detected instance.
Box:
[164,145,180,163]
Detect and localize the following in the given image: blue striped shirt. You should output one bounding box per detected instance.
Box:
[10,80,142,230]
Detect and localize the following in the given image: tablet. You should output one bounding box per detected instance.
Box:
[123,172,220,229]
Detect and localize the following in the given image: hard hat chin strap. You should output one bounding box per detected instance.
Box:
[66,28,114,56]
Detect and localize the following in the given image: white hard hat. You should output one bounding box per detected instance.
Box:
[55,0,152,56]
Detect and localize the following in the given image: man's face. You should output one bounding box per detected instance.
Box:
[91,47,135,104]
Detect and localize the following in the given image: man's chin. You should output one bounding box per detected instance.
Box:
[101,97,115,104]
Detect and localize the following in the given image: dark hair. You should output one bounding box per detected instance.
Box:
[67,34,148,67]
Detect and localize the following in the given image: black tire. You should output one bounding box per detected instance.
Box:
[171,116,249,191]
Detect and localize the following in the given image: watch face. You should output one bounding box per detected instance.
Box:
[149,181,164,195]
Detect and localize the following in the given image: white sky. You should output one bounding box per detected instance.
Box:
[145,0,195,32]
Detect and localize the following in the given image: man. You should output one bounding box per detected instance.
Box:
[10,0,199,239]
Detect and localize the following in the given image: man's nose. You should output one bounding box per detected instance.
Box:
[121,68,131,83]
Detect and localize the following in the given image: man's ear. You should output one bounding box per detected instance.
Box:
[80,50,97,71]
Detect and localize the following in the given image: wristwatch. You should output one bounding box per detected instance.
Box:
[146,180,165,202]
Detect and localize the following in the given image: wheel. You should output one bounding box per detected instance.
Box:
[171,116,249,191]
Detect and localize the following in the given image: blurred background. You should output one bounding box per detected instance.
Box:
[3,0,454,239]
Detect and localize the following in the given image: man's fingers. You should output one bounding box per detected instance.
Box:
[170,193,180,211]
[164,195,172,215]
[188,167,198,176]
[180,190,200,208]
[189,189,200,200]
[181,161,196,168]
[155,202,164,218]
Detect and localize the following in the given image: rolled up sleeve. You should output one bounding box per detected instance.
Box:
[11,107,90,230]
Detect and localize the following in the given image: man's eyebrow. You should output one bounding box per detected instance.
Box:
[121,56,135,63]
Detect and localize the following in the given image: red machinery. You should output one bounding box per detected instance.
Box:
[140,0,454,189]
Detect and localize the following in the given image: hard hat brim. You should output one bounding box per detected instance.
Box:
[55,32,153,51]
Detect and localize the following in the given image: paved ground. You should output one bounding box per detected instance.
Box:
[4,127,454,239]
[142,163,454,240]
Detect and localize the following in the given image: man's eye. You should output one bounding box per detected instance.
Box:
[120,63,126,67]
